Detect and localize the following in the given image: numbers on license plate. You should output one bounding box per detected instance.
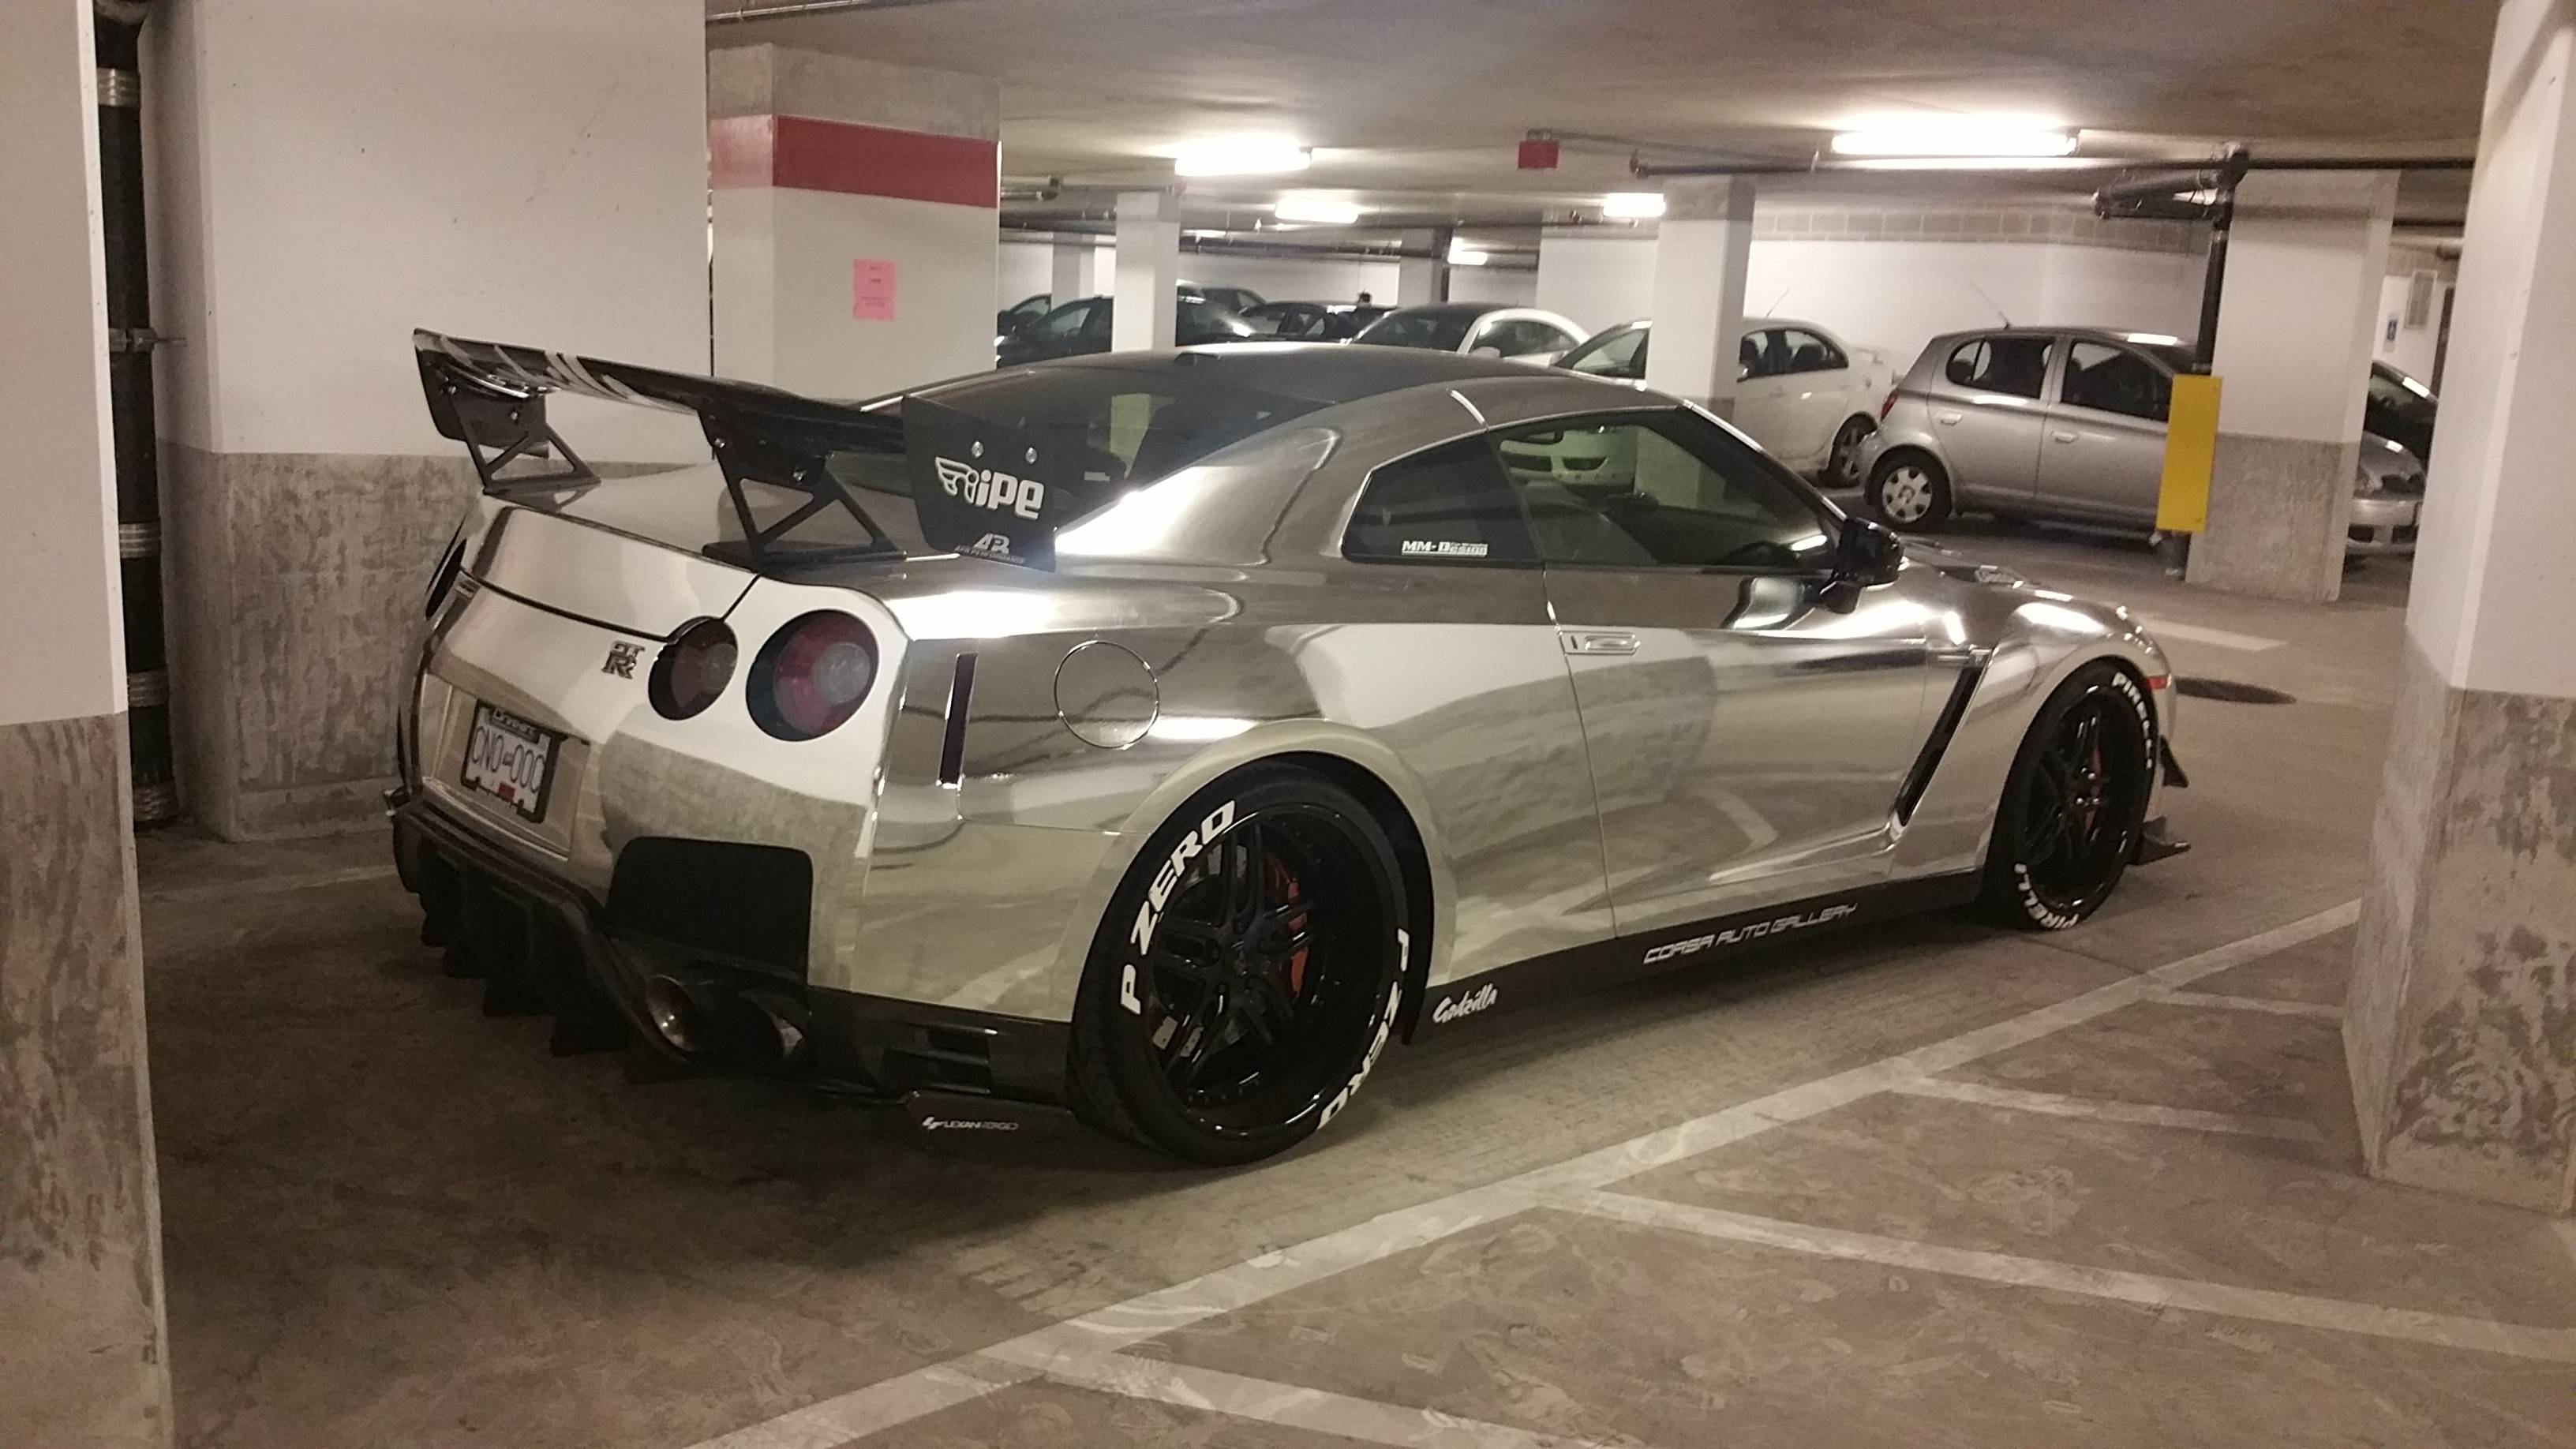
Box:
[460,704,559,822]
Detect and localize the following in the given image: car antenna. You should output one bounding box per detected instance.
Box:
[1763,286,1792,316]
[1968,282,2013,328]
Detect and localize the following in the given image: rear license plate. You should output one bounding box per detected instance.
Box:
[460,702,562,822]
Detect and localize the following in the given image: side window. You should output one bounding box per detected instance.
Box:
[1777,328,1847,374]
[1492,412,1837,572]
[1036,301,1095,339]
[1568,328,1648,380]
[1342,439,1538,564]
[1739,330,1776,380]
[1076,301,1114,339]
[1944,335,2053,399]
[2060,343,2172,421]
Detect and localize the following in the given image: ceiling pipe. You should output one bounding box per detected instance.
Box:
[1631,151,2473,178]
[706,0,953,24]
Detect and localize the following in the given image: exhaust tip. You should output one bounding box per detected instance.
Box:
[644,974,712,1054]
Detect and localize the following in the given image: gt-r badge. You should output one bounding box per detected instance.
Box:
[1431,983,1499,1024]
[601,641,642,679]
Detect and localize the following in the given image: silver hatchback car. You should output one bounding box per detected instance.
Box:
[1859,328,2422,554]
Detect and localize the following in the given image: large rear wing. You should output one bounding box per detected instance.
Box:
[413,330,1077,571]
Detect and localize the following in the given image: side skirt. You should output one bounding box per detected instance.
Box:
[1411,871,1982,1039]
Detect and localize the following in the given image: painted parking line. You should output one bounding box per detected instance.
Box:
[1000,1347,1643,1449]
[681,900,2361,1449]
[1554,1189,2576,1365]
[1890,1076,2326,1143]
[2132,615,2287,653]
[2150,988,2344,1022]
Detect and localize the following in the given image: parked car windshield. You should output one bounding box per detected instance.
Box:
[1563,326,1648,380]
[1354,309,1476,351]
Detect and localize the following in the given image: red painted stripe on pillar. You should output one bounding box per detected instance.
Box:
[708,114,997,208]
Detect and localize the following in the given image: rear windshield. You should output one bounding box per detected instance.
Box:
[765,364,1325,553]
[1354,310,1473,352]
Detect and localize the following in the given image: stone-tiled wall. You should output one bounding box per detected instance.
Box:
[0,712,172,1447]
[1750,203,2203,254]
[2349,635,2576,1215]
[163,445,477,839]
[2185,435,2357,605]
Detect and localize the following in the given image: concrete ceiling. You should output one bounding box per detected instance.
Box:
[706,0,2494,226]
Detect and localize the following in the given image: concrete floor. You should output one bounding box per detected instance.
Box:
[139,530,2576,1449]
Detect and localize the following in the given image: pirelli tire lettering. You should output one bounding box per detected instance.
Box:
[1320,934,1407,1129]
[1641,903,1859,965]
[1120,800,1240,1015]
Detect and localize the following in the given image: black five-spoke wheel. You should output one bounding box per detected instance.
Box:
[1072,769,1408,1163]
[1980,663,2155,930]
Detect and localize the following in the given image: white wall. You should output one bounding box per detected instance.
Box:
[2207,173,2397,444]
[1747,238,2206,372]
[1537,233,1656,334]
[147,0,710,460]
[2376,268,2449,383]
[1530,231,2205,367]
[998,241,1070,309]
[1,0,122,727]
[1449,266,1539,308]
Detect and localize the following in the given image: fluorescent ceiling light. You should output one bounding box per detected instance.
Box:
[1831,113,2077,159]
[1601,192,1665,219]
[1447,243,1491,266]
[1273,192,1364,225]
[1172,136,1311,177]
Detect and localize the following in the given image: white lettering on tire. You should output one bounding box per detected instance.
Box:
[2015,668,2153,930]
[1129,801,1238,957]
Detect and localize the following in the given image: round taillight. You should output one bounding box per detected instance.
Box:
[748,611,877,741]
[650,618,738,721]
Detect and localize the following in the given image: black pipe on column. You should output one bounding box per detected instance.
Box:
[94,0,180,827]
[2192,149,2252,372]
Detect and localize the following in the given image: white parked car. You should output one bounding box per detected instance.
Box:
[1351,303,1589,365]
[1557,318,1897,486]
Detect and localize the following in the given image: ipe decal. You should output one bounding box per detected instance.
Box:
[934,455,1046,520]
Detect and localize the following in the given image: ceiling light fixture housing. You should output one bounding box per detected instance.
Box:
[1447,243,1491,267]
[1601,192,1666,219]
[1830,114,2079,159]
[1172,137,1312,177]
[1273,192,1364,225]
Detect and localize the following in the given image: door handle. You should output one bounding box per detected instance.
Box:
[1559,631,1642,657]
[2051,430,2080,444]
[1935,410,1964,425]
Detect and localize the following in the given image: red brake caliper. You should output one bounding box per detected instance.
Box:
[1267,856,1310,995]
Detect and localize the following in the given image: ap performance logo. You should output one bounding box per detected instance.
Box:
[904,395,1088,570]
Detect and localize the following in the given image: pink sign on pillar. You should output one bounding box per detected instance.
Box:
[852,258,897,321]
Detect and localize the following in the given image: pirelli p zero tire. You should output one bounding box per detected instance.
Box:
[1068,767,1410,1166]
[1979,661,2156,931]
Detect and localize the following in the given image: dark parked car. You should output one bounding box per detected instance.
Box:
[1242,301,1390,341]
[994,291,1260,366]
[996,292,1054,338]
[2364,361,2438,462]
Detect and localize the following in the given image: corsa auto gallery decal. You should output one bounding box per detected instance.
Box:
[1641,903,1859,965]
[1431,982,1500,1024]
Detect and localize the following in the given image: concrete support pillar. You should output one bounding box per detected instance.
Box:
[1645,177,1756,417]
[147,0,711,839]
[2186,171,2398,603]
[0,2,173,1444]
[1395,227,1450,306]
[2346,0,2576,1217]
[1113,190,1181,350]
[1536,230,1657,338]
[710,45,1000,395]
[1051,240,1101,304]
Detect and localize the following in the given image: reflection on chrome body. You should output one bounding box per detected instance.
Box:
[402,344,2174,1090]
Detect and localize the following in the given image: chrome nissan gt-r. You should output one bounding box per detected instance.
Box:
[391,331,2187,1164]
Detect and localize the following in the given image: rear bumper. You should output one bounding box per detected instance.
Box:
[2346,494,2420,556]
[391,798,1071,1106]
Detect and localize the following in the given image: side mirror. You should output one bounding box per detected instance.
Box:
[1837,515,1904,586]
